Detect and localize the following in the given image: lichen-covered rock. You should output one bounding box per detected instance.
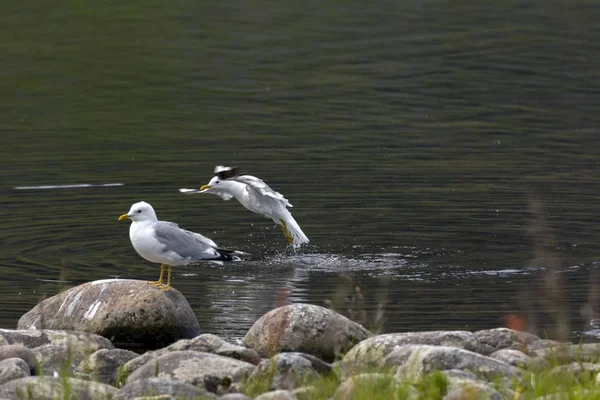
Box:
[473,328,540,355]
[0,376,117,400]
[125,350,255,394]
[32,344,87,376]
[342,331,482,367]
[113,377,217,400]
[0,345,37,374]
[489,348,533,367]
[254,390,294,400]
[17,279,200,350]
[384,345,523,382]
[250,352,331,391]
[125,334,260,375]
[0,358,30,385]
[532,343,600,364]
[526,339,565,353]
[74,348,139,385]
[0,329,113,353]
[243,304,371,362]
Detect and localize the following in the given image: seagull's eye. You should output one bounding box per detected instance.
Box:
[137,209,142,213]
[215,180,220,184]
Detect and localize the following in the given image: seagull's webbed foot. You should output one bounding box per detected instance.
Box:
[148,264,166,286]
[280,220,294,245]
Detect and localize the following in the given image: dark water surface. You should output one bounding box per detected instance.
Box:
[2,1,600,342]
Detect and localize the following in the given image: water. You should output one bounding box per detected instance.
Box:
[2,1,600,342]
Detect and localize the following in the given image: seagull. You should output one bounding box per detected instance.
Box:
[179,166,309,248]
[118,201,244,291]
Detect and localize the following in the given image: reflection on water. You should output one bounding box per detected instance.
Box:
[1,1,600,342]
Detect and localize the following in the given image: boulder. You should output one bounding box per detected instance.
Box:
[249,352,332,391]
[489,348,533,367]
[0,329,113,353]
[218,394,252,400]
[254,390,293,400]
[342,331,482,367]
[125,334,260,375]
[532,343,600,364]
[333,373,406,400]
[113,377,216,400]
[290,386,319,400]
[473,328,540,355]
[0,345,37,374]
[0,376,117,400]
[125,350,255,394]
[0,358,30,385]
[383,345,523,382]
[243,304,371,362]
[17,279,200,350]
[443,380,503,400]
[74,348,139,386]
[32,344,88,376]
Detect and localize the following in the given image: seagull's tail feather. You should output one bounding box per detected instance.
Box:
[213,247,248,262]
[281,214,309,248]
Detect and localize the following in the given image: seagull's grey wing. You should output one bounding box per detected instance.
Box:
[153,221,221,260]
[230,175,293,207]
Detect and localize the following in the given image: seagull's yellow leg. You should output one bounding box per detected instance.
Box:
[148,264,165,286]
[158,265,172,291]
[280,220,294,245]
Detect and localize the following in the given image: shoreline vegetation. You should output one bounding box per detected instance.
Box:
[1,280,600,399]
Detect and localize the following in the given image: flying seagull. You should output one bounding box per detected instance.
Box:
[118,201,244,291]
[179,166,309,248]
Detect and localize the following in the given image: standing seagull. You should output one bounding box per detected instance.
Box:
[180,166,309,248]
[118,201,243,291]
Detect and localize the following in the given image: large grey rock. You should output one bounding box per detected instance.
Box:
[0,359,30,385]
[113,377,216,400]
[125,334,260,375]
[254,390,293,400]
[32,344,88,376]
[249,352,331,391]
[532,343,600,364]
[473,328,540,355]
[342,331,482,367]
[0,329,113,353]
[489,348,533,367]
[0,345,37,374]
[17,279,200,350]
[126,350,255,394]
[0,376,117,400]
[243,304,372,362]
[383,345,523,382]
[75,348,139,386]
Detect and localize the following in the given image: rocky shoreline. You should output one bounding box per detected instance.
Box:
[0,279,597,399]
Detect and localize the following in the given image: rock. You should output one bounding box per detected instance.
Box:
[0,345,37,374]
[243,304,372,362]
[532,343,600,364]
[489,348,533,367]
[218,394,252,400]
[0,376,117,400]
[0,329,113,353]
[125,334,260,375]
[342,331,482,367]
[249,352,331,391]
[474,327,540,355]
[254,390,294,400]
[125,350,255,394]
[333,373,404,400]
[443,380,503,400]
[0,358,30,385]
[527,339,566,353]
[113,377,217,400]
[549,362,600,381]
[291,386,319,400]
[383,345,523,383]
[32,344,87,376]
[74,348,139,386]
[17,279,200,350]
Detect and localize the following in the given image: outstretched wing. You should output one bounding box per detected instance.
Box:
[229,174,293,208]
[179,187,233,201]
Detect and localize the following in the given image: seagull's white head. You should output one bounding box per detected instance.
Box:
[118,201,158,223]
[200,176,236,193]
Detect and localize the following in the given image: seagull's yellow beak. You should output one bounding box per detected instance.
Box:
[200,184,212,191]
[118,213,129,221]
